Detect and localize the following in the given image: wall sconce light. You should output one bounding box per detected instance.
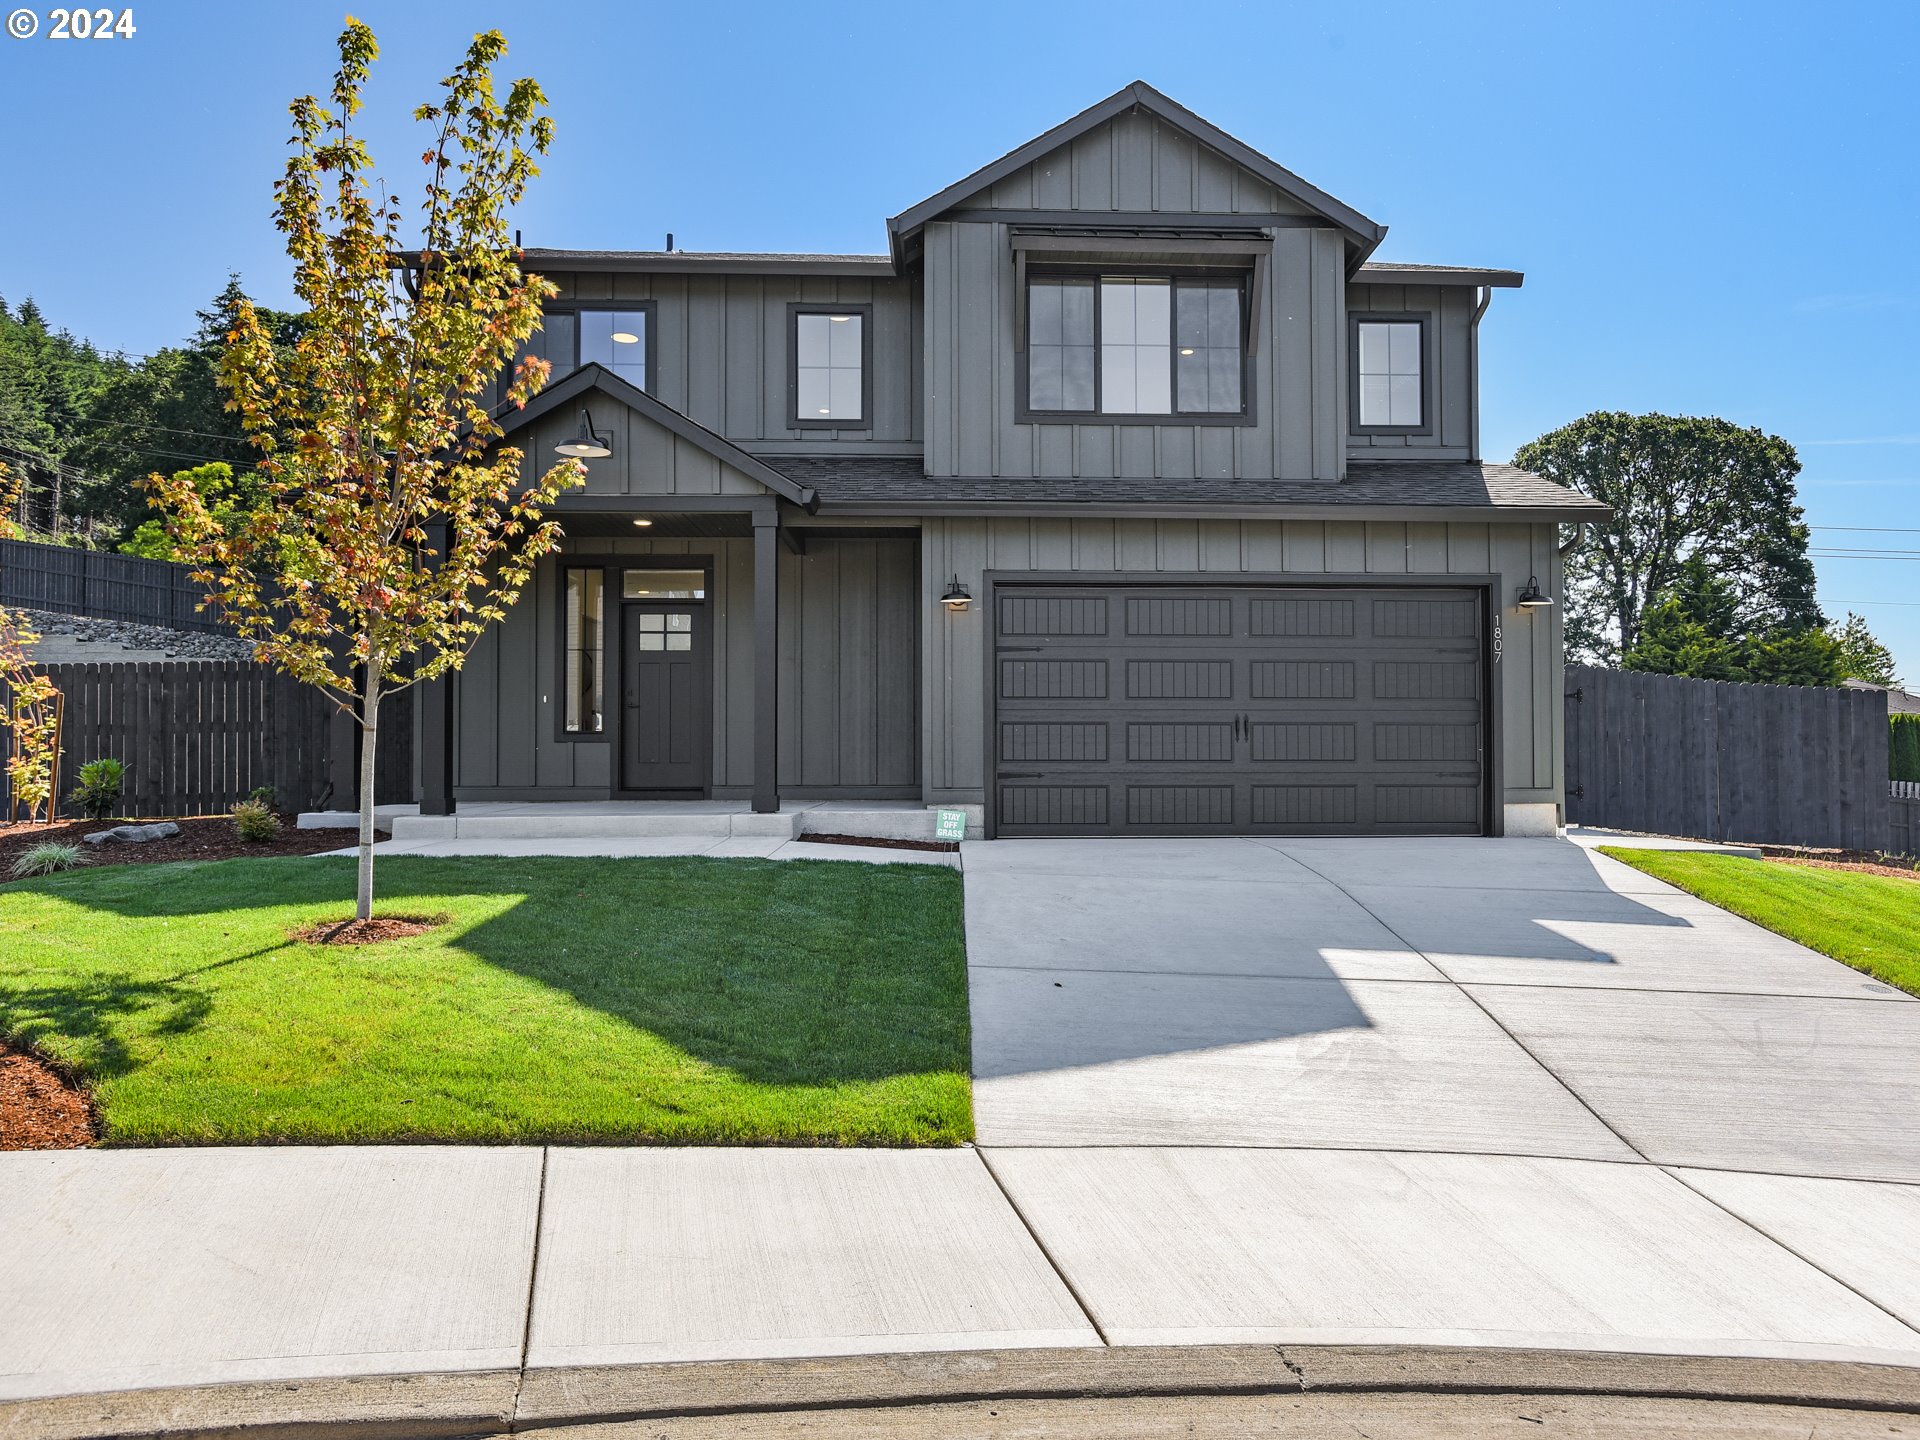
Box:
[554,408,613,459]
[1516,575,1553,609]
[940,575,973,612]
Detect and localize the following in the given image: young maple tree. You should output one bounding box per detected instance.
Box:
[0,462,63,824]
[148,21,584,920]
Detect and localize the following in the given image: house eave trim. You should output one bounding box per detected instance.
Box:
[497,364,817,509]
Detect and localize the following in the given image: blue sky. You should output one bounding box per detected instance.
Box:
[1,0,1916,677]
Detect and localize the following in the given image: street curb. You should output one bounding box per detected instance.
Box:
[8,1345,1920,1439]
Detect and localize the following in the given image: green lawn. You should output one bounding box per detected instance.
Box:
[0,854,971,1146]
[1599,847,1920,998]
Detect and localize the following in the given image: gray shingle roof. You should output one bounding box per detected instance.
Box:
[765,456,1607,517]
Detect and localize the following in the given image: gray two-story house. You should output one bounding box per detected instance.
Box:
[417,82,1605,839]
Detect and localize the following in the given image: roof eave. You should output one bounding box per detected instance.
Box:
[813,499,1610,523]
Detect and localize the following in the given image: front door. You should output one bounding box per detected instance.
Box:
[621,604,711,793]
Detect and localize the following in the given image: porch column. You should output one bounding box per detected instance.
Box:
[418,518,456,816]
[752,507,780,814]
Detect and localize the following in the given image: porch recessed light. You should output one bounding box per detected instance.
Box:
[632,517,653,528]
[610,331,640,344]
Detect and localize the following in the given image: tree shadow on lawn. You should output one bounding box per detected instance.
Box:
[8,854,972,1090]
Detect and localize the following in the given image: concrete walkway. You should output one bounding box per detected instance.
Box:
[5,838,1920,1432]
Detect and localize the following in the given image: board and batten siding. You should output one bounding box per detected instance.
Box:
[919,106,1346,482]
[539,271,922,454]
[455,536,918,799]
[920,517,1563,812]
[1345,282,1477,461]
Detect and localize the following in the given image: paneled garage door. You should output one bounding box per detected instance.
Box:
[991,584,1487,837]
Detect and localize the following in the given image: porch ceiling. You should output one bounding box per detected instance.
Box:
[552,511,754,539]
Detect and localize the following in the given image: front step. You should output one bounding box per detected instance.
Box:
[379,803,986,845]
[388,811,796,843]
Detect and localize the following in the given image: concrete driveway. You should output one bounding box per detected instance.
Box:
[964,837,1920,1360]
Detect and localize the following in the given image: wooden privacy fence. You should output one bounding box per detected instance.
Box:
[5,661,415,819]
[0,538,228,633]
[1564,665,1891,851]
[1894,788,1919,859]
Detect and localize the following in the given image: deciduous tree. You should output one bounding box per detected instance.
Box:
[148,20,583,921]
[1518,412,1822,664]
[0,462,61,821]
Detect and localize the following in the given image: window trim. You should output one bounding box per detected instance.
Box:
[1349,311,1434,437]
[1016,266,1255,427]
[524,300,659,396]
[549,552,716,745]
[787,302,875,432]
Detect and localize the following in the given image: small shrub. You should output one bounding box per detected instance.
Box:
[247,785,277,809]
[69,757,126,820]
[232,799,281,843]
[10,842,87,879]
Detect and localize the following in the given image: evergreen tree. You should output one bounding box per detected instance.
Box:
[1830,612,1901,687]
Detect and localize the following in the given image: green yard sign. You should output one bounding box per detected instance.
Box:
[934,808,969,842]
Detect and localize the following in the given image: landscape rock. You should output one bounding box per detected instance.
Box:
[83,822,181,846]
[19,608,256,663]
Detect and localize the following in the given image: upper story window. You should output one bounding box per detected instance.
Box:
[1026,273,1246,420]
[580,309,649,389]
[790,305,870,428]
[1353,315,1426,431]
[507,304,653,403]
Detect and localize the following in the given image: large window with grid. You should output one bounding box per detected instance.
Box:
[1026,273,1247,419]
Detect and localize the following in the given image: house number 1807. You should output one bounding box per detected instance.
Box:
[47,7,135,38]
[1492,620,1503,663]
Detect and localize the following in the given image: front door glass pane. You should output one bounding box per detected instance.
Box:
[622,569,706,599]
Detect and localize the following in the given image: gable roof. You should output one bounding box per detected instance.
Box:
[496,364,816,509]
[887,81,1386,268]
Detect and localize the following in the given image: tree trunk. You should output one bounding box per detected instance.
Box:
[356,670,382,923]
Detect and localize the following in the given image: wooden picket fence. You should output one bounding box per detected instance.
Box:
[5,660,413,819]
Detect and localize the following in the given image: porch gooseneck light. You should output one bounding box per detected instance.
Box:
[1515,575,1553,609]
[554,408,613,460]
[940,575,973,612]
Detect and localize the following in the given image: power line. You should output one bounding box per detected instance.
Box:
[1829,599,1920,608]
[1809,524,1920,534]
[64,415,252,446]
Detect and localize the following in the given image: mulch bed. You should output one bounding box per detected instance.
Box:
[797,831,960,854]
[0,815,381,879]
[1759,846,1920,882]
[0,1042,97,1150]
[291,915,441,946]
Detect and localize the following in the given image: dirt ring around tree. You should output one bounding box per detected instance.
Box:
[291,914,445,946]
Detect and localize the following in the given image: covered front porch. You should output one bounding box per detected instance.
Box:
[408,362,922,821]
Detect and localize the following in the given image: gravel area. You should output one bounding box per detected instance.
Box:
[19,608,257,662]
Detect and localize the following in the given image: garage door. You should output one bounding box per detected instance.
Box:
[991,584,1487,837]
